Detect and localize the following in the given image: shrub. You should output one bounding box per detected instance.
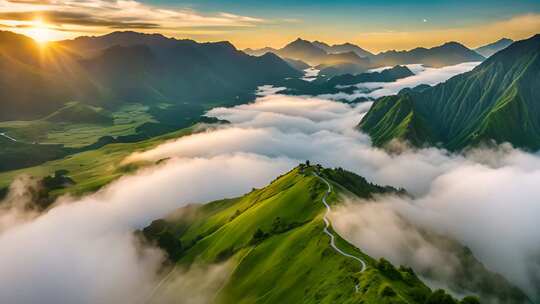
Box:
[379,285,396,297]
[377,258,402,280]
[425,289,457,304]
[250,228,269,245]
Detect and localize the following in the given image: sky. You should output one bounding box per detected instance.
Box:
[0,0,539,52]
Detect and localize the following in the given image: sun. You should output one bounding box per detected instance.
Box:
[26,18,55,44]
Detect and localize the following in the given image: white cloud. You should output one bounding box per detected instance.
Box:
[0,0,265,35]
[320,62,480,101]
[302,67,320,81]
[0,154,293,303]
[128,92,540,300]
[1,87,540,302]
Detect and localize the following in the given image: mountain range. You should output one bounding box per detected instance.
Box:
[0,30,300,121]
[312,41,375,58]
[358,34,540,150]
[372,42,484,67]
[244,38,485,75]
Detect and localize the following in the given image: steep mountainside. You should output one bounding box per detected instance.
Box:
[142,165,524,304]
[142,166,447,303]
[373,42,484,67]
[475,38,514,57]
[358,35,540,150]
[0,31,301,120]
[80,40,300,105]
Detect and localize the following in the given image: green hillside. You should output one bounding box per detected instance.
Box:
[358,34,540,150]
[142,165,480,304]
[0,125,194,196]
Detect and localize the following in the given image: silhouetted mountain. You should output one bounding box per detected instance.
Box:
[0,31,301,120]
[326,65,413,87]
[278,38,327,64]
[246,39,486,74]
[83,40,301,104]
[273,38,372,73]
[313,41,374,58]
[243,46,278,57]
[373,41,485,67]
[59,31,189,57]
[474,38,514,57]
[358,35,540,150]
[0,31,89,120]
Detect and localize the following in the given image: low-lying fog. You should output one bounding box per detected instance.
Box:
[320,61,480,101]
[0,63,538,303]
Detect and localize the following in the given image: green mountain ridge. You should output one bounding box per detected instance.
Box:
[358,34,540,150]
[142,165,523,304]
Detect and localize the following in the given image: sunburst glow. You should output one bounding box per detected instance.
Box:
[26,18,55,44]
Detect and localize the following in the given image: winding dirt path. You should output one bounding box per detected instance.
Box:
[314,172,367,292]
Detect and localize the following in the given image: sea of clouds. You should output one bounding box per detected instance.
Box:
[0,63,538,303]
[319,61,481,101]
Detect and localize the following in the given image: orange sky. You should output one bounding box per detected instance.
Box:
[1,0,539,52]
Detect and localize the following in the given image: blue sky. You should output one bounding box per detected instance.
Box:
[146,0,540,27]
[138,0,540,50]
[1,0,539,51]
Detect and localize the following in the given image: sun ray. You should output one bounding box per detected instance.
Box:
[26,18,56,45]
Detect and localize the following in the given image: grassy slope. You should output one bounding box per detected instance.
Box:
[144,166,455,304]
[0,103,155,148]
[357,95,437,147]
[358,35,540,150]
[0,126,193,195]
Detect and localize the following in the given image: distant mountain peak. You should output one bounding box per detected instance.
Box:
[475,37,516,57]
[497,37,513,43]
[105,31,168,39]
[373,41,484,67]
[441,41,465,47]
[287,37,317,47]
[312,40,331,47]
